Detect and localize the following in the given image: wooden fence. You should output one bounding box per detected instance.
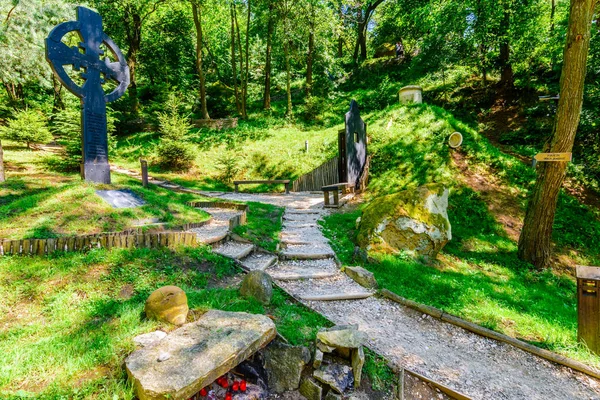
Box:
[0,231,198,256]
[292,156,339,192]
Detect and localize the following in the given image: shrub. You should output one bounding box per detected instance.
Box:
[155,93,195,171]
[157,94,192,140]
[0,109,53,149]
[215,151,240,183]
[50,105,117,171]
[156,140,195,171]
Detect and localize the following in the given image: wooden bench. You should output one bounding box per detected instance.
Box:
[234,180,291,194]
[321,183,355,208]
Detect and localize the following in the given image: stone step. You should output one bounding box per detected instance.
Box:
[283,221,318,229]
[283,214,321,222]
[267,258,339,281]
[190,223,229,245]
[300,292,374,301]
[280,244,335,260]
[285,209,323,215]
[240,252,278,271]
[213,241,255,260]
[277,274,374,301]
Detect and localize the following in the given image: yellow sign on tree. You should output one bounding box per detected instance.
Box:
[533,152,572,162]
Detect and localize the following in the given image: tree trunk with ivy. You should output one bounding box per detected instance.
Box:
[0,140,5,182]
[192,1,210,120]
[263,0,274,110]
[518,0,595,269]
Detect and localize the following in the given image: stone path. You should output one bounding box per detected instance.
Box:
[110,167,600,399]
[199,192,600,400]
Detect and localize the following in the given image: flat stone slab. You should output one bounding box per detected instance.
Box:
[281,244,335,260]
[213,241,254,260]
[96,189,145,208]
[125,310,276,400]
[240,252,278,271]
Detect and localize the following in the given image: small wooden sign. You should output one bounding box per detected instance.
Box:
[534,152,572,162]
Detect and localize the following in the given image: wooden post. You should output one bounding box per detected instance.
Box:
[577,266,600,354]
[140,159,149,187]
[285,182,290,194]
[323,190,330,206]
[305,140,309,152]
[333,190,339,207]
[235,183,239,193]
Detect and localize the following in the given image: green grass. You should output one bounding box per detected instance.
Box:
[233,201,284,252]
[0,144,212,239]
[112,117,341,192]
[320,192,600,368]
[0,246,331,398]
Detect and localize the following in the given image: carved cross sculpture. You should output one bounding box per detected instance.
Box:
[46,7,129,184]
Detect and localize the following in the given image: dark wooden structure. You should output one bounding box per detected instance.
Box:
[577,265,600,354]
[234,180,291,194]
[322,183,355,208]
[339,100,368,186]
[292,157,339,192]
[140,159,148,187]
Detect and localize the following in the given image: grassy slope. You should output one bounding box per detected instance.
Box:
[113,118,341,192]
[0,246,332,398]
[320,101,600,367]
[1,144,211,239]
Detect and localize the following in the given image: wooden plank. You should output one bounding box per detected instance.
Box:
[22,239,31,255]
[46,238,56,254]
[66,237,75,252]
[37,239,46,256]
[57,238,66,252]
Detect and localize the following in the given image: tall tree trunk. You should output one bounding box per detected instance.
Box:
[284,37,292,116]
[306,19,314,95]
[125,13,142,114]
[234,6,245,114]
[192,1,210,120]
[353,1,385,62]
[0,140,5,183]
[231,3,241,113]
[550,0,557,70]
[337,4,344,58]
[51,75,64,113]
[499,4,514,89]
[263,0,274,110]
[518,0,595,269]
[242,0,250,119]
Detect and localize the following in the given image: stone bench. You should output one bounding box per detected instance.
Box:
[321,183,354,208]
[234,180,291,194]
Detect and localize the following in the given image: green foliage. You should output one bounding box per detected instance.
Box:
[233,202,284,251]
[215,150,240,183]
[0,109,53,149]
[50,104,118,171]
[156,140,195,171]
[156,94,195,171]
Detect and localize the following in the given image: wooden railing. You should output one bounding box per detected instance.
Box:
[292,156,339,192]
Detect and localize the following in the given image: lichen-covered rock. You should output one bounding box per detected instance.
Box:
[262,341,311,393]
[344,266,378,289]
[351,346,365,388]
[317,325,365,350]
[314,364,354,394]
[145,286,188,325]
[240,270,273,305]
[125,310,276,400]
[357,184,451,260]
[299,377,323,400]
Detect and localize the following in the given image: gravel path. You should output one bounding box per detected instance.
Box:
[109,168,600,399]
[214,192,600,400]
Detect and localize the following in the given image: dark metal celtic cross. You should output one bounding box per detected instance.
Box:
[46,7,129,184]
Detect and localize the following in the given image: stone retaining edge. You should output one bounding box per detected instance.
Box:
[380,289,600,381]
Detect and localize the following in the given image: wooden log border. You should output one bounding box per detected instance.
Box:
[380,289,600,381]
[0,231,199,256]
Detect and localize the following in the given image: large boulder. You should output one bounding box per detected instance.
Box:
[125,310,276,400]
[145,286,188,325]
[357,184,451,260]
